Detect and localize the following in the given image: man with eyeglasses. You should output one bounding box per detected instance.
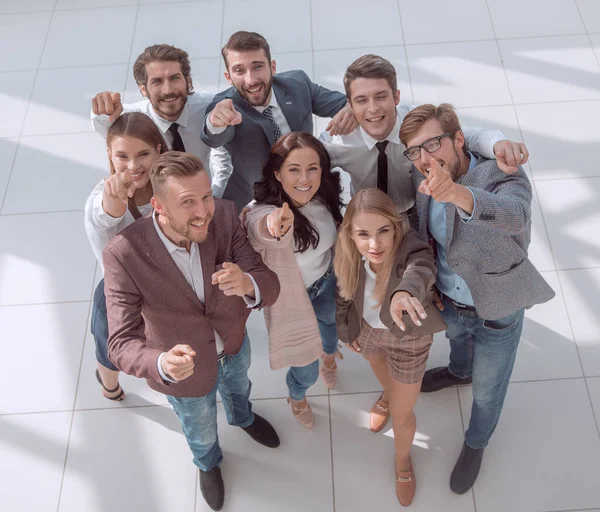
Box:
[399,103,554,494]
[321,54,528,215]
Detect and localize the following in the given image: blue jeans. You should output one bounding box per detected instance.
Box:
[286,265,338,401]
[91,279,118,372]
[441,296,525,449]
[166,335,254,471]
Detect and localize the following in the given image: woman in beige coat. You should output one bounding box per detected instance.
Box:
[335,188,446,507]
[246,132,343,429]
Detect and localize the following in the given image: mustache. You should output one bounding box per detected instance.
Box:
[188,215,212,224]
[157,93,182,101]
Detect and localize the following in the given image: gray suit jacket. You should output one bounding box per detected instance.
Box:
[201,70,347,209]
[414,154,555,320]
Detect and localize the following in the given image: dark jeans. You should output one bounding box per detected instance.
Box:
[286,265,338,400]
[91,279,118,371]
[167,335,254,471]
[441,296,525,449]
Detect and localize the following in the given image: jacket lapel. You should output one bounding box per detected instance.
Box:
[142,219,204,310]
[273,79,301,131]
[199,223,216,310]
[232,87,280,145]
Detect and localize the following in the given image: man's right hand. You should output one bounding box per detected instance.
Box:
[161,344,196,382]
[92,91,123,123]
[209,99,243,128]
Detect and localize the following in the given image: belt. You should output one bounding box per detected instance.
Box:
[441,292,478,314]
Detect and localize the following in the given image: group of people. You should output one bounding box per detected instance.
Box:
[84,31,555,511]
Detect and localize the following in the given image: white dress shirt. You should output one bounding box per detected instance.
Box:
[293,200,337,287]
[362,258,387,329]
[84,180,153,272]
[321,104,505,213]
[151,212,260,382]
[90,92,233,197]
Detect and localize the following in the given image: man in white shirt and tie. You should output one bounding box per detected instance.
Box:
[90,43,232,197]
[321,54,530,214]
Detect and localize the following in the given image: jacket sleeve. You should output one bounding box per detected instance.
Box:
[465,167,532,235]
[228,203,281,308]
[201,92,237,148]
[246,206,294,251]
[391,230,437,304]
[335,292,353,345]
[303,71,347,119]
[103,244,164,384]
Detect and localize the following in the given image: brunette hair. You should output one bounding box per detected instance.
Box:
[334,188,408,306]
[106,112,168,217]
[133,44,194,94]
[222,31,272,70]
[150,152,206,199]
[399,103,463,147]
[253,132,344,253]
[343,54,398,99]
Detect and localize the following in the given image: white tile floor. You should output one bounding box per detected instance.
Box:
[0,0,599,511]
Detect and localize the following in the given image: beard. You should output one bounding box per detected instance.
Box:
[149,91,187,120]
[166,212,213,244]
[237,75,274,107]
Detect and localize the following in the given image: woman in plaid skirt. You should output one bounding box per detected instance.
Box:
[334,188,446,507]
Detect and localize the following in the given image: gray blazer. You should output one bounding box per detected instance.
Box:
[201,70,347,209]
[413,154,555,320]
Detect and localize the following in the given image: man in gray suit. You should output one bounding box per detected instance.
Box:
[201,31,356,209]
[399,104,555,494]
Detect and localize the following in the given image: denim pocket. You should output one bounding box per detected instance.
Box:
[483,311,520,331]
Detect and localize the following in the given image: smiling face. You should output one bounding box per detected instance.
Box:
[224,49,276,107]
[152,171,215,244]
[348,77,400,140]
[108,135,161,189]
[139,60,190,122]
[350,211,395,272]
[274,147,322,207]
[404,118,465,180]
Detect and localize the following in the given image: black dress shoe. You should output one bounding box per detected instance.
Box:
[241,413,280,448]
[199,467,224,511]
[421,366,472,393]
[450,442,485,494]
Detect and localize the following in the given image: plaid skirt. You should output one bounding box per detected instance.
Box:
[355,320,433,384]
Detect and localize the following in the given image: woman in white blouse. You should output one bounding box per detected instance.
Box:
[246,132,344,429]
[84,112,167,401]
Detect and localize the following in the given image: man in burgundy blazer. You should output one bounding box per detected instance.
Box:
[103,152,280,511]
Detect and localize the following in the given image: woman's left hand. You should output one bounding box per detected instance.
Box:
[390,291,427,332]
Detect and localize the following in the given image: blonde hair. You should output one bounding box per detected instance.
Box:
[334,188,408,306]
[150,151,206,199]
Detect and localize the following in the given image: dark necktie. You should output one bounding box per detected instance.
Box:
[376,140,389,194]
[168,122,186,152]
[262,106,282,142]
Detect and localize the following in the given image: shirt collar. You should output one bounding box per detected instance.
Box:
[467,151,477,172]
[359,112,402,151]
[152,210,186,255]
[148,101,190,134]
[253,90,279,114]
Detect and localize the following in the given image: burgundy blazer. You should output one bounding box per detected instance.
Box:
[103,199,280,397]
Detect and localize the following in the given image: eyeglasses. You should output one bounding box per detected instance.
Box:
[403,133,451,161]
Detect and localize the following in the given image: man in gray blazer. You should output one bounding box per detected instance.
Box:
[399,104,555,494]
[201,31,356,209]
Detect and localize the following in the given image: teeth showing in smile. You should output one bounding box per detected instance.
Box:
[295,186,310,192]
[130,172,143,179]
[247,85,261,94]
[367,116,384,122]
[191,220,206,227]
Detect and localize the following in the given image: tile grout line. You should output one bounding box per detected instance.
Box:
[395,0,415,103]
[308,0,315,84]
[327,390,336,512]
[123,0,142,90]
[574,0,600,70]
[0,0,58,215]
[55,271,96,512]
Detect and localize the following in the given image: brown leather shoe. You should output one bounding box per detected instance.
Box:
[370,392,390,433]
[395,457,416,507]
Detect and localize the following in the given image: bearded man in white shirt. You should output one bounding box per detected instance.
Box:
[321,54,530,215]
[91,44,232,197]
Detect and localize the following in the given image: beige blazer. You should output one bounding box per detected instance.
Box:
[246,204,324,370]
